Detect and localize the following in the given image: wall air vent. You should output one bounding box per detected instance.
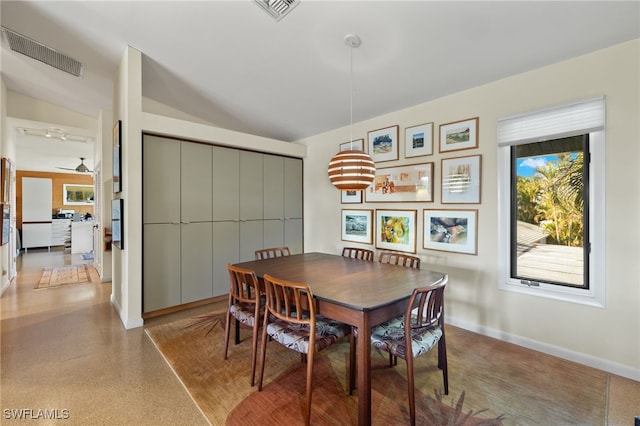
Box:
[254,0,300,22]
[1,27,84,77]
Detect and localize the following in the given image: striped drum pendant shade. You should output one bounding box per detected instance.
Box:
[327,149,376,191]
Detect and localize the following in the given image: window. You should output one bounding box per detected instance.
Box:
[497,97,605,307]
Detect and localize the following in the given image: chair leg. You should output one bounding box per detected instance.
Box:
[234,318,241,344]
[250,321,259,387]
[223,311,231,360]
[304,346,315,426]
[405,354,416,426]
[438,336,449,395]
[257,317,270,391]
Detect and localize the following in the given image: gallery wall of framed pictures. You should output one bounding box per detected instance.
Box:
[338,116,481,255]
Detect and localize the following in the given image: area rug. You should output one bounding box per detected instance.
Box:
[145,313,505,425]
[35,265,90,289]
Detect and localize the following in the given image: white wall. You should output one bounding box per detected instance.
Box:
[300,40,640,380]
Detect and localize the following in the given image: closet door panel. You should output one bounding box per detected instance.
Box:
[284,157,303,219]
[143,136,181,224]
[240,151,263,221]
[181,143,213,222]
[212,221,240,297]
[263,154,284,220]
[212,147,239,221]
[263,219,284,249]
[143,223,181,312]
[239,220,263,262]
[284,218,303,254]
[181,222,213,303]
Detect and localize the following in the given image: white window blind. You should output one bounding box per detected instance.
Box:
[497,96,605,147]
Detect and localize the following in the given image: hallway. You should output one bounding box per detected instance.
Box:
[0,248,208,425]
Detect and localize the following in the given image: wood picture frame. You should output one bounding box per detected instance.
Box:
[375,209,417,253]
[341,209,374,244]
[405,122,434,158]
[439,117,479,153]
[423,209,478,255]
[113,120,122,193]
[340,138,365,152]
[341,190,363,204]
[1,157,10,204]
[441,154,482,204]
[365,162,434,203]
[368,125,399,162]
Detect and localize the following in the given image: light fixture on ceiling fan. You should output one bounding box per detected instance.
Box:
[327,34,376,191]
[57,157,92,173]
[18,126,92,143]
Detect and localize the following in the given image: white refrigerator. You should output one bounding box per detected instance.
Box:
[22,177,53,251]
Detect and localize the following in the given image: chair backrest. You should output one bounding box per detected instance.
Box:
[262,274,315,328]
[227,263,261,305]
[341,247,374,261]
[255,246,291,260]
[378,251,421,269]
[405,275,448,332]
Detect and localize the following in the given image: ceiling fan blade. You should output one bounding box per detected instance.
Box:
[56,167,77,171]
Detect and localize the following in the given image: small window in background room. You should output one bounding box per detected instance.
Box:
[497,97,606,307]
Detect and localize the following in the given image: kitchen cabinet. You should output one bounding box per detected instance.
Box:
[51,219,71,247]
[142,134,302,314]
[22,177,53,251]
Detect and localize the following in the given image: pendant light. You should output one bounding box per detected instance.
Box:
[328,34,375,191]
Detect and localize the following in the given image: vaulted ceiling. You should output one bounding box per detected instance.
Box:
[2,1,639,172]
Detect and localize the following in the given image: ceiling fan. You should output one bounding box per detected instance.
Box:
[57,157,92,173]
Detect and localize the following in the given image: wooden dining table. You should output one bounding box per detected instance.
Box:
[234,252,447,426]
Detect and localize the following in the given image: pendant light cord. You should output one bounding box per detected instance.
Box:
[349,44,354,150]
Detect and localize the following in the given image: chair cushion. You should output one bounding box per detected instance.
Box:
[371,316,442,359]
[266,315,350,354]
[229,302,259,326]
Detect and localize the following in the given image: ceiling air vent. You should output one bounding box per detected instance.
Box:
[1,27,84,77]
[254,0,300,22]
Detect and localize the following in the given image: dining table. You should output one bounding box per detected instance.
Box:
[233,252,447,426]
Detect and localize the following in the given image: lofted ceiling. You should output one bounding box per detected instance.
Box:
[1,1,639,173]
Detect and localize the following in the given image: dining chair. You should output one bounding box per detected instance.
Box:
[255,246,291,260]
[366,276,449,426]
[223,263,264,386]
[257,273,351,426]
[341,247,374,261]
[378,250,421,269]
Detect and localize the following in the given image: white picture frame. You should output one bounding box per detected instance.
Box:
[341,209,373,244]
[375,209,417,253]
[368,125,399,163]
[441,154,482,204]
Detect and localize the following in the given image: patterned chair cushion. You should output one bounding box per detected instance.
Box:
[371,316,443,359]
[229,302,259,326]
[266,314,350,354]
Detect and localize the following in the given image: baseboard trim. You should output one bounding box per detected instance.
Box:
[447,316,640,382]
[110,294,144,330]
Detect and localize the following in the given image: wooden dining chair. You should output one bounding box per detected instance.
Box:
[367,276,449,426]
[255,246,291,260]
[378,250,421,269]
[341,247,374,261]
[257,273,351,426]
[223,264,264,386]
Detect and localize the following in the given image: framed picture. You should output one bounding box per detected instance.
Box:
[441,155,481,204]
[112,198,124,249]
[0,203,9,246]
[423,209,477,255]
[340,138,364,152]
[341,209,373,244]
[113,120,122,193]
[375,209,417,253]
[439,117,479,153]
[405,122,434,158]
[365,162,433,203]
[341,190,362,204]
[1,158,10,204]
[368,125,399,162]
[63,184,94,205]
